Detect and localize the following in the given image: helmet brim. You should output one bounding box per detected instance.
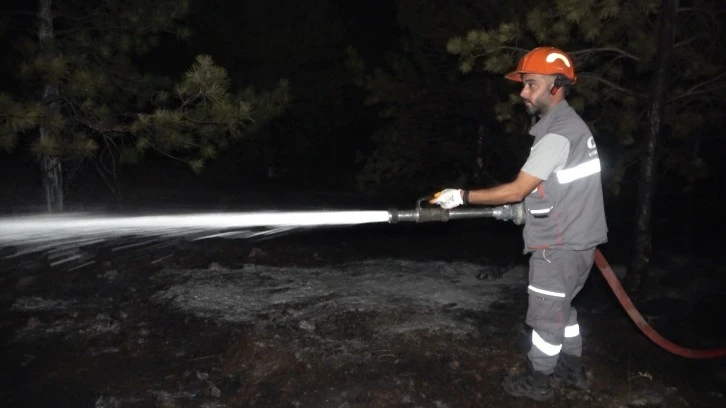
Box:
[504,71,523,82]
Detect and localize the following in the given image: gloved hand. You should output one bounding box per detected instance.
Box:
[429,188,464,209]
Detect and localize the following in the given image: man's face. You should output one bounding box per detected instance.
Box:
[519,73,555,117]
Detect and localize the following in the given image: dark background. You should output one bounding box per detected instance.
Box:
[0,0,724,263]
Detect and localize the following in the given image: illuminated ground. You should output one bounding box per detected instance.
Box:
[1,222,724,407]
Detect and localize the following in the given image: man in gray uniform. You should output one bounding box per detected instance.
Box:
[430,46,608,401]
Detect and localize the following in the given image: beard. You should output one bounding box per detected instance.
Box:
[523,97,548,116]
[524,101,538,116]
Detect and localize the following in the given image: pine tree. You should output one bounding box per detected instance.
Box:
[0,95,41,152]
[1,0,289,211]
[447,0,725,288]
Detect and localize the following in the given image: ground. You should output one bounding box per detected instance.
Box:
[1,217,725,408]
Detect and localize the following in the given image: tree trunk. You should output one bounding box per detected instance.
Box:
[625,0,676,294]
[38,0,64,213]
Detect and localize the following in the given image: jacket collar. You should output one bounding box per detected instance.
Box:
[529,100,570,137]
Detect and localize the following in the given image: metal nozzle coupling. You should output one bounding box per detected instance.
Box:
[490,203,526,225]
[388,207,446,223]
[388,200,525,225]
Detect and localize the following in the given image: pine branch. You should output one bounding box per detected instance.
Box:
[670,85,726,103]
[469,45,529,60]
[150,144,186,162]
[670,72,726,102]
[498,45,530,53]
[76,117,130,134]
[570,47,641,62]
[179,90,204,111]
[674,35,708,48]
[182,116,235,128]
[57,90,130,134]
[670,94,716,112]
[577,73,644,97]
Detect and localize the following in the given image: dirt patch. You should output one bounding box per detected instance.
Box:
[1,230,725,407]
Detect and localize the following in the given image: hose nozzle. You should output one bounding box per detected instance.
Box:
[388,197,525,225]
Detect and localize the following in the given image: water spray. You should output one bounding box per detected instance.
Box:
[0,210,391,248]
[0,198,724,358]
[0,197,523,252]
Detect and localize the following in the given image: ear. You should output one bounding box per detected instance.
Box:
[549,86,560,96]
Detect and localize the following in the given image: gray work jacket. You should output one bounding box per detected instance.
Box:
[523,101,608,252]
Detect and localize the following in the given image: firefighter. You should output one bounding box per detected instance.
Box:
[430,46,608,401]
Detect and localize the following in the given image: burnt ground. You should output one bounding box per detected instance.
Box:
[0,219,725,408]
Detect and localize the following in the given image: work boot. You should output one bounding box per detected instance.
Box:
[552,353,589,390]
[501,368,554,401]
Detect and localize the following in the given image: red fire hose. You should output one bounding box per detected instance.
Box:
[594,249,726,358]
[389,203,725,358]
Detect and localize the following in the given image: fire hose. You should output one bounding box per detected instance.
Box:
[388,199,726,359]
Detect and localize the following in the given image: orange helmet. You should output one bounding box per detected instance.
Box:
[505,46,576,83]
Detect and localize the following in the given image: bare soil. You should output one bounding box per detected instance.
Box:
[1,222,725,408]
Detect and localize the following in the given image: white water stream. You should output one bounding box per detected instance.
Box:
[0,210,391,260]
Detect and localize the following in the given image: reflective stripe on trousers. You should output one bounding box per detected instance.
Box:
[532,330,562,356]
[564,323,580,338]
[532,324,580,357]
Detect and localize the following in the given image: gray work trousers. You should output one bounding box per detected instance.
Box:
[525,248,595,374]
